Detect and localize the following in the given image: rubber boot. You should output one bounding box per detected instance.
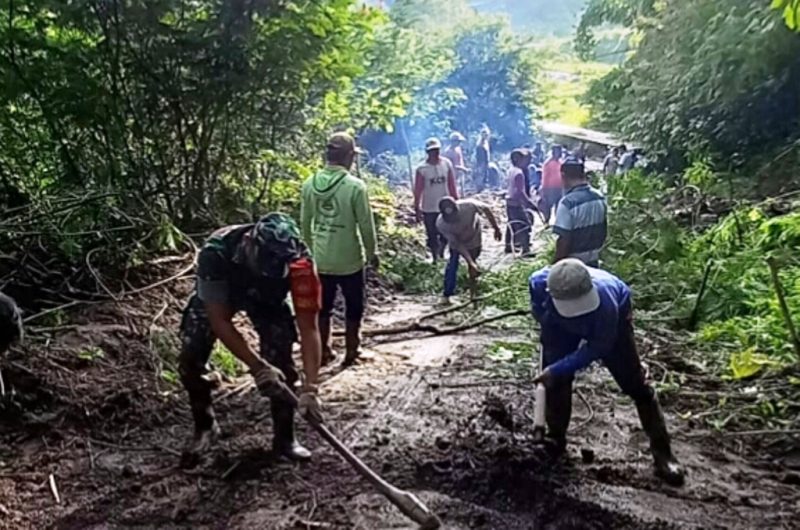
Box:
[343,319,361,367]
[545,379,573,458]
[319,316,336,366]
[271,400,311,461]
[635,395,685,486]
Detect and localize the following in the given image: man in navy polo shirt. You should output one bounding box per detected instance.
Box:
[529,259,685,486]
[553,157,607,267]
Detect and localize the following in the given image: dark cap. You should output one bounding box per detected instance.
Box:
[562,155,584,169]
[511,148,531,161]
[326,132,362,155]
[438,196,458,218]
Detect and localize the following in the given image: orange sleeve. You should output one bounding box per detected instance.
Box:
[288,258,322,313]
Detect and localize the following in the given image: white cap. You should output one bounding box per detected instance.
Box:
[449,132,465,142]
[547,259,600,318]
[425,137,442,151]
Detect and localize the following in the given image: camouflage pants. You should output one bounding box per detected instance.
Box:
[178,294,298,433]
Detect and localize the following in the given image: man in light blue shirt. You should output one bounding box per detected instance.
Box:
[529,259,684,486]
[553,157,607,267]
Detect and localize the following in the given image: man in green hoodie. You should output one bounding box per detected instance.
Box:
[301,132,378,367]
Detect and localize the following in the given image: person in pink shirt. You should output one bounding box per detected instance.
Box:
[505,148,535,256]
[540,145,564,224]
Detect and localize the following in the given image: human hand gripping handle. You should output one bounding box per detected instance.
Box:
[298,385,323,422]
[251,359,286,397]
[532,367,554,388]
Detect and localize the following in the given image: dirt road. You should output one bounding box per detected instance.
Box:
[1,223,798,529]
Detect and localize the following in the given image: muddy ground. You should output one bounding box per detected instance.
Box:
[1,218,799,529]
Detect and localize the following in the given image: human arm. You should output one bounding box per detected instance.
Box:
[554,235,572,263]
[205,302,271,373]
[546,304,618,379]
[196,250,278,378]
[511,170,536,210]
[447,162,458,199]
[454,150,468,172]
[295,311,321,390]
[353,183,377,262]
[552,201,572,263]
[300,183,313,252]
[474,200,502,241]
[413,170,424,220]
[528,271,550,323]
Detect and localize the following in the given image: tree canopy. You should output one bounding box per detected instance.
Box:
[579,0,800,173]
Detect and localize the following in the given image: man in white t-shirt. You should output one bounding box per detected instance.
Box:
[414,137,458,263]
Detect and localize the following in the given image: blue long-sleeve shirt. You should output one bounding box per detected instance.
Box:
[529,267,632,378]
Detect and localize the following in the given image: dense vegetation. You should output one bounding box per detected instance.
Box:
[0,0,538,307]
[362,0,540,153]
[2,0,799,436]
[579,0,800,178]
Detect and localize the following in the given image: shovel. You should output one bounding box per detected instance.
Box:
[532,344,546,443]
[277,383,442,530]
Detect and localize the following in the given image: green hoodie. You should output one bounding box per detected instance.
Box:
[301,165,377,275]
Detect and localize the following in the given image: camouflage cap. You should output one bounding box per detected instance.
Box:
[252,213,307,278]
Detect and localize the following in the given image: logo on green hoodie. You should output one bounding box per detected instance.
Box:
[319,196,339,219]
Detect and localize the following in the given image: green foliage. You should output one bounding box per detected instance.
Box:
[0,0,411,283]
[773,0,800,30]
[683,159,718,192]
[77,346,105,362]
[575,0,656,60]
[488,341,532,363]
[364,1,540,151]
[582,0,800,173]
[210,343,243,378]
[601,171,800,378]
[443,21,539,145]
[535,43,613,125]
[482,248,552,311]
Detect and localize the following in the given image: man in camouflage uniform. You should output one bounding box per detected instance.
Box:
[179,213,323,461]
[0,292,22,354]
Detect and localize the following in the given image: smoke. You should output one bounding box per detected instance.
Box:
[360,24,537,160]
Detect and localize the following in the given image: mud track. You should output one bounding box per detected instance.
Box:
[1,223,799,529]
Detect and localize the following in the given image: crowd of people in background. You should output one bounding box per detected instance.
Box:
[410,126,644,300]
[406,126,682,486]
[0,127,682,488]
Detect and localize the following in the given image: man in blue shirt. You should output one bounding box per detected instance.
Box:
[529,259,685,486]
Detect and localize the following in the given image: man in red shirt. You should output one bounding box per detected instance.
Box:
[540,145,564,225]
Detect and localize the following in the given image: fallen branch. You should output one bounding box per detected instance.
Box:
[692,428,800,438]
[687,261,713,331]
[766,257,800,360]
[357,309,528,338]
[332,288,515,339]
[414,287,513,321]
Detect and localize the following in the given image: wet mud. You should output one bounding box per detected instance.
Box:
[1,231,799,529]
